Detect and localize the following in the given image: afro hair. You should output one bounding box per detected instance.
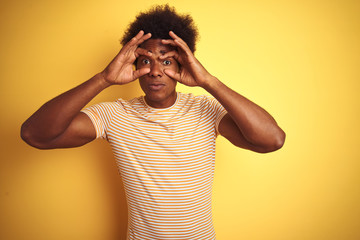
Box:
[121,4,199,52]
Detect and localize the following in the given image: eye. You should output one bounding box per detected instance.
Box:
[142,59,150,65]
[163,60,171,66]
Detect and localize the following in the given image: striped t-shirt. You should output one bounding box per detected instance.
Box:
[82,92,227,240]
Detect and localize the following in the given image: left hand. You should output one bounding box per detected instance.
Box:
[160,31,214,87]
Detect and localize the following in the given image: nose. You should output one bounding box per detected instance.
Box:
[149,62,163,78]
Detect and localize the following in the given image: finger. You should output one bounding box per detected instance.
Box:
[164,69,181,82]
[127,32,151,57]
[133,68,150,80]
[130,30,146,44]
[169,31,188,46]
[114,31,145,61]
[174,39,192,57]
[159,50,179,60]
[161,38,184,51]
[135,47,152,58]
[124,30,144,49]
[136,32,152,46]
[161,40,185,60]
[115,31,151,63]
[161,39,177,47]
[125,31,151,50]
[169,31,193,56]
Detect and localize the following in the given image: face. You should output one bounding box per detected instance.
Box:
[137,39,179,108]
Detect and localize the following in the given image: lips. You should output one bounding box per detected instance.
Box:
[148,82,165,91]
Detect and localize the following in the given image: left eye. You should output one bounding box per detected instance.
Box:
[142,59,150,64]
[163,60,171,65]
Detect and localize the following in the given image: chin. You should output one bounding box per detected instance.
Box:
[146,92,167,102]
[144,90,177,108]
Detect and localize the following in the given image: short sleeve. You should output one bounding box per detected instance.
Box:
[202,96,228,136]
[81,102,120,140]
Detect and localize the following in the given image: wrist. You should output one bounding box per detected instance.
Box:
[93,72,112,89]
[202,76,222,92]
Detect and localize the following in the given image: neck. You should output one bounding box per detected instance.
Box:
[144,92,177,108]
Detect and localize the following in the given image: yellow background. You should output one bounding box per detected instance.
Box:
[1,0,359,239]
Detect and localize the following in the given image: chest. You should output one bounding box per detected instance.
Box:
[106,108,216,149]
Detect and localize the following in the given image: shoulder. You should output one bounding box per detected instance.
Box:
[91,97,143,111]
[81,97,134,118]
[177,93,225,119]
[192,93,222,110]
[178,92,214,105]
[178,92,223,110]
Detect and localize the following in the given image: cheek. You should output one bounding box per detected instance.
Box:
[138,78,147,90]
[169,79,177,89]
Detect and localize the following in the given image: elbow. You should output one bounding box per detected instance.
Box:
[20,123,49,149]
[273,129,286,151]
[261,128,286,153]
[251,128,286,154]
[20,122,32,145]
[20,123,37,148]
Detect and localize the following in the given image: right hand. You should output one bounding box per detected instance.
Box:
[101,30,152,85]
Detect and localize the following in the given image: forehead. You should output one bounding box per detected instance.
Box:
[140,39,175,54]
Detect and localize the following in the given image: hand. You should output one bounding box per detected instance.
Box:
[101,30,152,86]
[160,31,214,87]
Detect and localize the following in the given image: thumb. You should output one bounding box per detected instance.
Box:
[164,69,181,82]
[133,68,150,80]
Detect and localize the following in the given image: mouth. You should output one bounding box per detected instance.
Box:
[148,83,165,91]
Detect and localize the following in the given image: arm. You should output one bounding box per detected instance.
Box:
[161,31,285,153]
[204,79,285,153]
[21,31,152,149]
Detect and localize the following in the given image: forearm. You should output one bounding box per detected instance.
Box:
[21,73,109,143]
[203,77,285,148]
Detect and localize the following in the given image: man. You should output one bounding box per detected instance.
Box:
[21,5,285,240]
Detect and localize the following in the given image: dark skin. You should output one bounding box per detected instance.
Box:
[21,30,285,153]
[137,39,179,108]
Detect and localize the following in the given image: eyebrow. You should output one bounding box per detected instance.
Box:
[146,50,168,55]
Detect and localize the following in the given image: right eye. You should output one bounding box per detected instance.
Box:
[142,59,150,65]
